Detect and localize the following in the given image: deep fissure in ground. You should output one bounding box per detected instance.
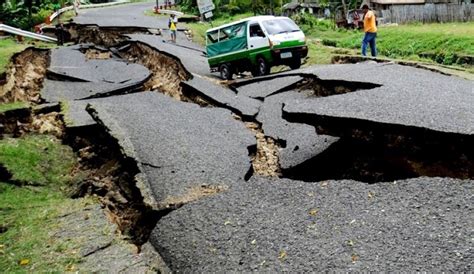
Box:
[282,112,474,183]
[3,24,472,249]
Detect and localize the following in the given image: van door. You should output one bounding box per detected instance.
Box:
[248,23,269,52]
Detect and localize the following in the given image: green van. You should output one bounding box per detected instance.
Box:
[206,16,308,80]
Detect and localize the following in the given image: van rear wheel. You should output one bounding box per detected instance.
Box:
[289,55,301,70]
[252,57,270,77]
[219,64,233,80]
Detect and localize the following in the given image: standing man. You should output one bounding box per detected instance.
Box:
[168,14,178,43]
[361,4,377,57]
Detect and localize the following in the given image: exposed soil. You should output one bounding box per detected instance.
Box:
[0,106,63,138]
[68,25,152,48]
[160,184,227,209]
[66,125,160,246]
[245,122,282,177]
[84,48,112,60]
[282,112,474,183]
[119,42,191,101]
[295,76,382,97]
[0,48,50,104]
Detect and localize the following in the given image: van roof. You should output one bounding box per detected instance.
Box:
[206,15,286,33]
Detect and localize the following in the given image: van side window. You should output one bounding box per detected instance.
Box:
[222,22,246,40]
[207,30,219,44]
[249,24,265,38]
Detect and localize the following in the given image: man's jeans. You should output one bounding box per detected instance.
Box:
[362,32,377,57]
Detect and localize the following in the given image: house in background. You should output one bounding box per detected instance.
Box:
[282,0,324,17]
[369,0,473,23]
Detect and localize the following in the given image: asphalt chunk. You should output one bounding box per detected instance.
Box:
[232,75,304,99]
[181,75,261,119]
[48,45,150,84]
[87,92,255,205]
[256,91,338,170]
[151,176,473,272]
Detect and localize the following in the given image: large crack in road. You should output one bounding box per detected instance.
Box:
[1,19,473,271]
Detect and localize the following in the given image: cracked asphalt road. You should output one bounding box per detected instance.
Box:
[52,2,474,271]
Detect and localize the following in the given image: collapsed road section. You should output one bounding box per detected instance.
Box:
[283,63,474,182]
[2,12,473,270]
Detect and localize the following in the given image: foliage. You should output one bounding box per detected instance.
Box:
[335,22,474,64]
[293,13,334,32]
[179,0,284,16]
[0,0,72,30]
[186,10,473,69]
[186,12,253,45]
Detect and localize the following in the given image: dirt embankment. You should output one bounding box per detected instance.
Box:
[0,48,49,104]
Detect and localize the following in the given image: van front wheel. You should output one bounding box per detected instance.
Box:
[252,57,270,77]
[219,64,233,80]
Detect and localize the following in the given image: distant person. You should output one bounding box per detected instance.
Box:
[168,14,178,43]
[361,4,377,57]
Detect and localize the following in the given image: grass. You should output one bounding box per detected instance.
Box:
[0,38,53,75]
[0,134,83,272]
[0,135,76,185]
[0,39,28,75]
[0,102,29,113]
[53,10,77,24]
[303,20,474,66]
[185,15,473,70]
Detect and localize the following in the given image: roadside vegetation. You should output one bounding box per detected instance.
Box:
[185,12,473,71]
[0,134,88,272]
[0,38,52,74]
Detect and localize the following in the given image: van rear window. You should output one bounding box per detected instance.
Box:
[261,18,300,35]
[207,22,247,44]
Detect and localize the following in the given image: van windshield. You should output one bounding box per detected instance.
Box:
[261,18,300,35]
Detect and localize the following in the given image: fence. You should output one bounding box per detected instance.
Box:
[380,3,473,23]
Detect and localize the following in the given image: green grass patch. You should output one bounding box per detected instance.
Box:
[0,102,29,113]
[0,135,76,185]
[54,10,77,24]
[0,38,54,74]
[0,39,28,75]
[188,14,472,70]
[0,134,83,271]
[302,20,474,67]
[0,184,83,272]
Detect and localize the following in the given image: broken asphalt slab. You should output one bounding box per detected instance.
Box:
[42,79,147,102]
[87,92,255,205]
[48,45,150,83]
[284,63,474,135]
[42,45,150,102]
[181,75,261,118]
[231,75,304,99]
[151,176,473,272]
[255,91,338,169]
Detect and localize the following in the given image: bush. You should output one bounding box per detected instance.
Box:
[322,39,337,47]
[32,8,53,26]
